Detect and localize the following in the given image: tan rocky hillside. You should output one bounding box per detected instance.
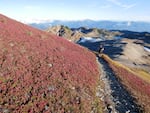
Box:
[46,25,120,42]
[46,25,84,42]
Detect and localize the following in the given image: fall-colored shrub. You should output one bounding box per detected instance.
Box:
[0,14,102,113]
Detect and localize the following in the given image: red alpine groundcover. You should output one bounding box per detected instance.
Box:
[0,14,99,112]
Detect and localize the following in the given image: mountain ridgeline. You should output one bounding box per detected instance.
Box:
[30,20,150,32]
[46,25,120,42]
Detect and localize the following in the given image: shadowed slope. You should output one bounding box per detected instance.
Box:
[0,14,100,112]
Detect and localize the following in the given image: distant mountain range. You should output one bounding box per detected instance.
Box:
[30,20,150,32]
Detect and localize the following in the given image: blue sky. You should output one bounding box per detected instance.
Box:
[0,0,150,23]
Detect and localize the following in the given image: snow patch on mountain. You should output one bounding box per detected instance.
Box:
[78,37,102,43]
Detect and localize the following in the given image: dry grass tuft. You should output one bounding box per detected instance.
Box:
[102,54,150,112]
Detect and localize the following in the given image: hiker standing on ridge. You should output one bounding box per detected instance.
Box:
[98,44,104,55]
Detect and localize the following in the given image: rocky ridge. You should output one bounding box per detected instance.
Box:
[46,25,120,42]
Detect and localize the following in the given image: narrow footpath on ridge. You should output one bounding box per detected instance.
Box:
[96,56,142,113]
[77,38,142,113]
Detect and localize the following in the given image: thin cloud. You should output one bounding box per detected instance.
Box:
[107,0,136,9]
[101,4,111,9]
[24,5,41,10]
[88,2,99,8]
[19,18,52,24]
[88,2,111,9]
[124,4,136,9]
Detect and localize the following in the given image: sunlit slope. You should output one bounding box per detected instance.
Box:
[102,54,150,112]
[0,14,100,112]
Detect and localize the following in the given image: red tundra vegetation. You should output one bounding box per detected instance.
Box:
[102,54,150,112]
[0,14,101,112]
